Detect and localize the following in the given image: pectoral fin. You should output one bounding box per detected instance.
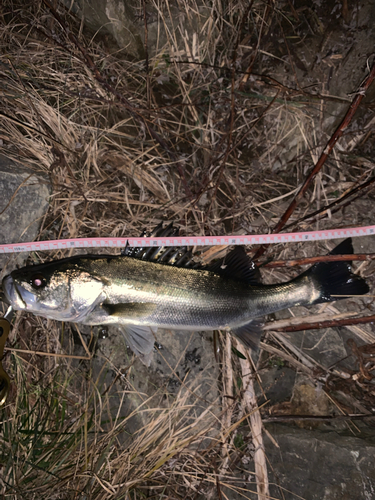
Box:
[117,324,157,366]
[231,319,263,352]
[102,302,157,318]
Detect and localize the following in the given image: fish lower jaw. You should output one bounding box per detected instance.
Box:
[2,276,26,310]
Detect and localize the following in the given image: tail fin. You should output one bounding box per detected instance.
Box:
[307,238,369,303]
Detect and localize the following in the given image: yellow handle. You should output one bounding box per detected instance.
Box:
[0,319,10,406]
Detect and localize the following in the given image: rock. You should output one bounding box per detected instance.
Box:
[149,328,219,403]
[284,324,348,369]
[61,0,213,59]
[256,366,296,405]
[265,424,375,500]
[289,375,333,424]
[89,325,219,443]
[62,0,145,59]
[0,154,50,275]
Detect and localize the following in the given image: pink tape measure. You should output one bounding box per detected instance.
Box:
[0,225,374,254]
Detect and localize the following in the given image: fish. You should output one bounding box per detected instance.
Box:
[0,223,369,363]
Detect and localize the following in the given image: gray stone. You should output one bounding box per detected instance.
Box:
[89,325,219,443]
[285,325,348,369]
[0,154,51,275]
[61,0,213,59]
[256,366,296,405]
[62,0,145,59]
[265,424,375,500]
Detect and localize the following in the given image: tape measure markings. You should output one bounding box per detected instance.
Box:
[0,225,374,254]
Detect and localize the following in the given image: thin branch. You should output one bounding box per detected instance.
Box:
[253,58,375,259]
[263,252,375,268]
[283,175,375,231]
[4,346,91,360]
[203,5,253,215]
[143,0,151,111]
[262,414,375,422]
[267,314,375,333]
[236,339,270,500]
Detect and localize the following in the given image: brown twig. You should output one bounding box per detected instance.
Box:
[173,61,353,104]
[283,175,375,231]
[267,314,375,333]
[236,339,269,500]
[253,58,375,260]
[263,252,375,268]
[239,2,270,89]
[262,413,375,422]
[4,346,91,360]
[203,5,253,215]
[192,86,281,208]
[0,174,33,216]
[347,338,373,380]
[143,0,151,112]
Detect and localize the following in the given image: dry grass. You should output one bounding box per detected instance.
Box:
[0,0,333,245]
[1,0,375,498]
[1,346,215,498]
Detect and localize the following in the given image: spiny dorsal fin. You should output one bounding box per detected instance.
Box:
[122,224,260,282]
[205,246,260,285]
[121,222,200,269]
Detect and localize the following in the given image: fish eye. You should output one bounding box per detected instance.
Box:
[30,274,47,289]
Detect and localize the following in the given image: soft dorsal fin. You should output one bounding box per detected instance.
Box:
[205,246,260,285]
[329,238,353,262]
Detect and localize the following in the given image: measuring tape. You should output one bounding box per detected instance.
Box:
[0,225,374,254]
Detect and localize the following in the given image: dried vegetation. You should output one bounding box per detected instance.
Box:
[1,0,375,498]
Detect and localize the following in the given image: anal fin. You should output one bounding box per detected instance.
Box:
[231,319,263,352]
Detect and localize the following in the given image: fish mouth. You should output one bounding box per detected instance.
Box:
[1,275,27,310]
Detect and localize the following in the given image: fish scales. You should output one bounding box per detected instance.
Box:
[80,256,314,329]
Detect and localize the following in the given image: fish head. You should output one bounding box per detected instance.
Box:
[1,258,105,322]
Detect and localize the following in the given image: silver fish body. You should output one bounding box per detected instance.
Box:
[1,238,369,360]
[1,254,313,325]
